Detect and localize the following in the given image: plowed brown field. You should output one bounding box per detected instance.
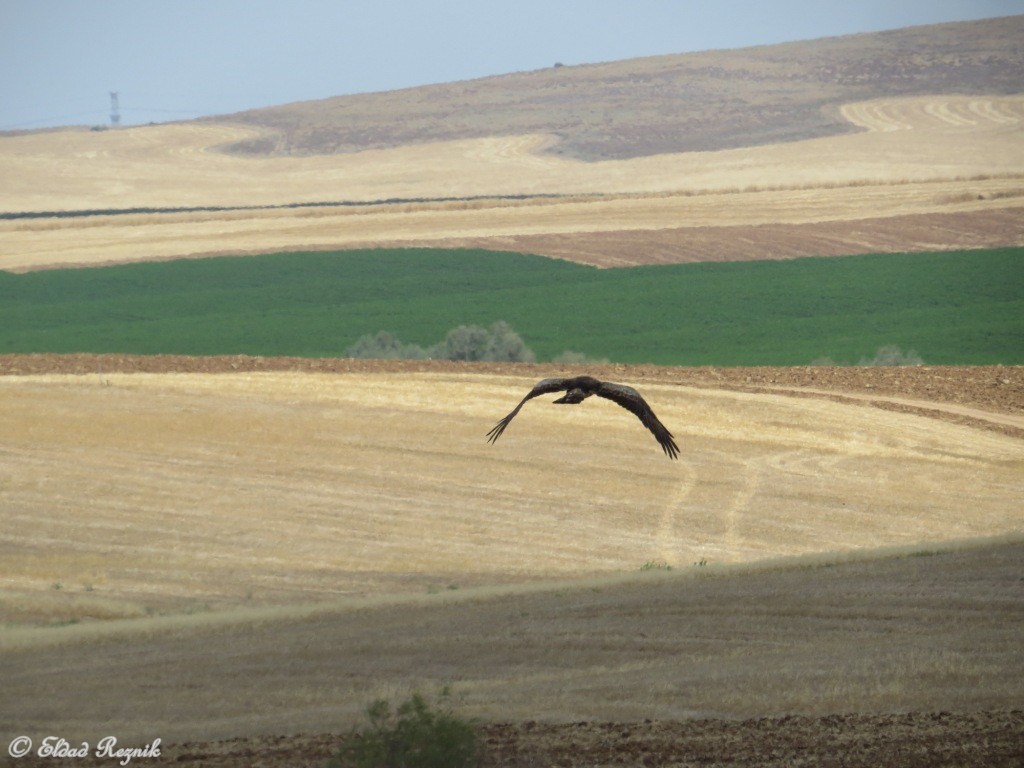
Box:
[11,713,1024,767]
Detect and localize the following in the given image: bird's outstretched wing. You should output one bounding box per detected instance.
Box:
[486,378,568,444]
[595,381,680,459]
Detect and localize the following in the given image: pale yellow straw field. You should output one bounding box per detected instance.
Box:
[2,371,1021,627]
[1,95,1022,270]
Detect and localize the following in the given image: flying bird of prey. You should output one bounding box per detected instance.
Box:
[486,375,679,459]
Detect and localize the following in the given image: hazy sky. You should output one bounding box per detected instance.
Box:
[2,0,1022,130]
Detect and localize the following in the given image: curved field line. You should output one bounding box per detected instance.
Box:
[923,100,977,126]
[840,95,1024,132]
[840,102,908,132]
[758,385,1024,434]
[968,99,1021,125]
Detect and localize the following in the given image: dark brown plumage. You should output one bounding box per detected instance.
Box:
[486,375,679,459]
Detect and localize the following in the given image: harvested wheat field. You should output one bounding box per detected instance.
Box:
[2,364,1022,622]
[2,96,1021,211]
[2,95,1022,272]
[1,359,1022,765]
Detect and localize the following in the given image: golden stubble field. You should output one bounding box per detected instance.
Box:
[2,369,1021,627]
[1,95,1022,271]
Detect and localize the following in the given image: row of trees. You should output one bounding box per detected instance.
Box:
[351,325,925,367]
[347,321,536,363]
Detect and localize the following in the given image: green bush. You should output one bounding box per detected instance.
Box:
[552,349,610,364]
[345,331,428,360]
[347,321,535,363]
[476,320,535,363]
[433,324,491,361]
[330,691,481,768]
[858,344,924,366]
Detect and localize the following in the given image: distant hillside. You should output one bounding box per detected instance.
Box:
[211,16,1024,161]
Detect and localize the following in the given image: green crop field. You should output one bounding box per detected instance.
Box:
[1,247,1021,365]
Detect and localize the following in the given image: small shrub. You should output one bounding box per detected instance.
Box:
[432,324,491,362]
[346,331,428,360]
[858,344,924,366]
[640,560,672,571]
[552,350,610,364]
[330,691,481,768]
[481,320,536,363]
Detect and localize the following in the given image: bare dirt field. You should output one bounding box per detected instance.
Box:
[1,95,1022,271]
[84,710,1024,768]
[1,357,1022,766]
[396,208,1024,268]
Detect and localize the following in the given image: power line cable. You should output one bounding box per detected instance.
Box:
[0,111,108,130]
